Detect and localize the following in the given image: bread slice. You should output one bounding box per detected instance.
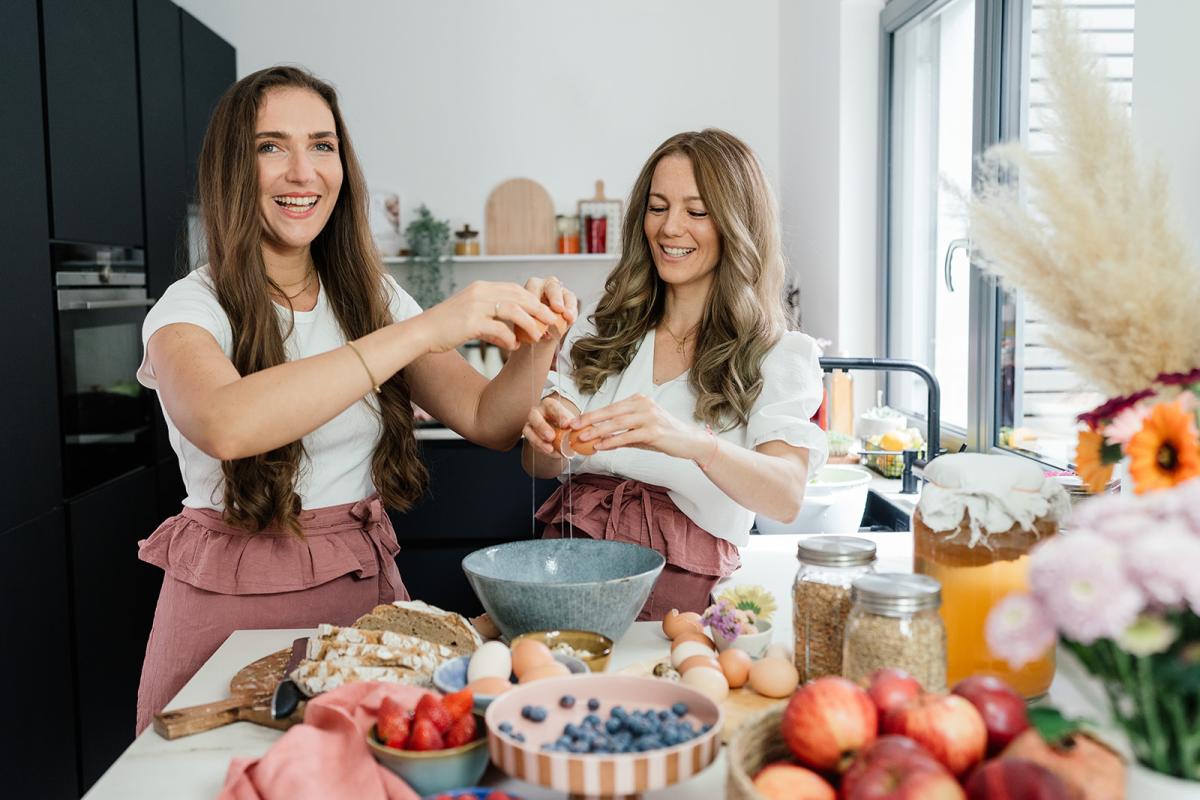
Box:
[353,600,483,657]
[290,659,430,696]
[306,637,451,673]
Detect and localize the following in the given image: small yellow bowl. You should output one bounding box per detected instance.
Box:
[510,629,614,672]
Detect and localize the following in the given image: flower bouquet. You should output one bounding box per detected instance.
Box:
[703,586,776,658]
[968,1,1200,787]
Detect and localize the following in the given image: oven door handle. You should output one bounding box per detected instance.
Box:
[59,298,157,311]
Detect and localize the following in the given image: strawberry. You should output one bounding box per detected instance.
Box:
[442,688,474,721]
[485,792,512,800]
[407,717,445,751]
[443,712,478,748]
[376,696,412,747]
[414,693,453,733]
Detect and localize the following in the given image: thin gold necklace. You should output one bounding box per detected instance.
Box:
[662,322,699,353]
[273,270,315,301]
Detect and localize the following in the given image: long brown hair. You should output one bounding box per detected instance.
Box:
[197,65,426,533]
[571,129,789,430]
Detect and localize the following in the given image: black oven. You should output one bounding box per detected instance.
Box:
[53,242,156,498]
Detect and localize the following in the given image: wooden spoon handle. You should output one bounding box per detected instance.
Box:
[152,696,250,740]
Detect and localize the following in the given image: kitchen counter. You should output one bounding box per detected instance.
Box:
[83,531,1112,800]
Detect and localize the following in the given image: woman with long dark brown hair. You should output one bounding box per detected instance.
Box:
[521,129,826,619]
[134,66,576,732]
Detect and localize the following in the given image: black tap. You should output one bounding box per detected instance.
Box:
[818,357,942,494]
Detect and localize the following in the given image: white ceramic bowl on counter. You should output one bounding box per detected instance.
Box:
[755,465,873,535]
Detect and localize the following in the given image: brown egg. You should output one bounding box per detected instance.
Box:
[670,631,716,651]
[748,657,799,698]
[661,608,680,638]
[663,612,704,640]
[718,648,753,688]
[511,639,554,679]
[518,660,571,683]
[466,676,512,696]
[677,654,722,675]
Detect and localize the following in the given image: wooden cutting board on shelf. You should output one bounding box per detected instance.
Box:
[484,177,556,255]
[152,645,305,740]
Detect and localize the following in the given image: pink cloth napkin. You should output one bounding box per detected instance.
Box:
[218,681,431,800]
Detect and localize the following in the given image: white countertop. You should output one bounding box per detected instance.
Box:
[84,531,1111,800]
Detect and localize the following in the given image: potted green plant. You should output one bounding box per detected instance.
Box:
[404,204,453,309]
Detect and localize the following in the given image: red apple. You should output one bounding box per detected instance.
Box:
[882,694,987,777]
[965,757,1074,799]
[951,675,1031,756]
[842,736,966,800]
[752,762,836,800]
[868,668,924,719]
[782,676,878,773]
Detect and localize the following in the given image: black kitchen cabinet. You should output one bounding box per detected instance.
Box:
[42,0,145,247]
[0,0,61,534]
[0,511,78,799]
[182,10,236,186]
[67,466,163,792]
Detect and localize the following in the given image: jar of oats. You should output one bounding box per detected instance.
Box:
[793,536,877,682]
[843,573,947,692]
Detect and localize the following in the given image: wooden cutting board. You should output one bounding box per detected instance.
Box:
[484,178,556,255]
[152,647,304,739]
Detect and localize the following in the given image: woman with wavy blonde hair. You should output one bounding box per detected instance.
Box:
[522,129,827,618]
[134,66,576,732]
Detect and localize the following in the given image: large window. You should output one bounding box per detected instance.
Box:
[881,0,1136,464]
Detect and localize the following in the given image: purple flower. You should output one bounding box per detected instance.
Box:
[986,593,1058,669]
[1028,533,1144,644]
[1155,368,1200,387]
[1077,389,1156,429]
[702,599,743,642]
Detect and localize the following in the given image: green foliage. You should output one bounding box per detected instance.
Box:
[404,204,452,309]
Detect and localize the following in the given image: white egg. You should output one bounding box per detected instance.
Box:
[671,640,717,669]
[466,640,512,683]
[681,666,730,702]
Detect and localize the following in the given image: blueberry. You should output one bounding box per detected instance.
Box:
[513,732,526,743]
[611,705,627,719]
[521,705,534,719]
[701,723,713,733]
[499,721,513,733]
[672,702,688,717]
[584,713,602,728]
[559,694,576,709]
[604,717,623,734]
[564,723,581,739]
[587,698,601,711]
[569,740,590,753]
[529,706,548,722]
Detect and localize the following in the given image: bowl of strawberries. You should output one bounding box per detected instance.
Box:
[367,689,490,796]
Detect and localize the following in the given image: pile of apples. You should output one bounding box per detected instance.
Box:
[753,669,1083,799]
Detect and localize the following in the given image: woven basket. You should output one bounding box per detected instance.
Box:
[726,706,792,800]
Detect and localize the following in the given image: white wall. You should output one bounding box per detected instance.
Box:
[174,0,782,303]
[1133,0,1200,259]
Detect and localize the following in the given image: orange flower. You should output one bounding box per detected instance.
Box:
[1126,401,1200,493]
[1075,429,1114,493]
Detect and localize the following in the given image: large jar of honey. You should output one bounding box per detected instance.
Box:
[913,454,1069,698]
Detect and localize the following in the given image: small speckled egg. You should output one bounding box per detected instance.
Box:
[681,665,729,702]
[670,640,717,669]
[511,639,554,679]
[748,657,799,698]
[717,648,753,688]
[466,640,512,683]
[518,660,571,683]
[677,654,722,675]
[466,676,512,696]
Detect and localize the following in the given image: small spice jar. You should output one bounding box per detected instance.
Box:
[454,224,480,256]
[843,573,947,692]
[792,535,877,682]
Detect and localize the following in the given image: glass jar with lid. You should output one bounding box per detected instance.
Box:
[913,453,1068,698]
[843,573,947,691]
[792,535,877,682]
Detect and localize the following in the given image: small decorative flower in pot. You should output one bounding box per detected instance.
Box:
[703,586,776,658]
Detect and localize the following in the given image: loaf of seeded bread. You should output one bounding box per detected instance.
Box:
[305,634,453,672]
[352,600,483,657]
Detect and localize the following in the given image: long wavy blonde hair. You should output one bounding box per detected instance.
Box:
[198,66,427,533]
[571,129,789,430]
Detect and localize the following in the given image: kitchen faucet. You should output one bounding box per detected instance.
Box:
[817,357,942,494]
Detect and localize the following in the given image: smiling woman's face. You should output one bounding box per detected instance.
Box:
[255,87,343,254]
[643,153,721,291]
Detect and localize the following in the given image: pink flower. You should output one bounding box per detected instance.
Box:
[1069,493,1148,543]
[1123,525,1200,608]
[986,594,1057,669]
[1104,404,1150,446]
[1028,533,1144,644]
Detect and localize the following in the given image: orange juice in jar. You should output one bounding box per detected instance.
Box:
[913,454,1068,698]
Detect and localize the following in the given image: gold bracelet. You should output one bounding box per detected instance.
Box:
[345,341,382,395]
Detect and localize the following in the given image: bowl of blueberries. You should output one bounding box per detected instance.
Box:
[483,674,724,796]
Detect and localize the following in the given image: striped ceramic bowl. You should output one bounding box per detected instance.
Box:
[484,674,723,797]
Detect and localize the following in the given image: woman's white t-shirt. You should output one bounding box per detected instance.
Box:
[136,266,423,510]
[546,313,829,548]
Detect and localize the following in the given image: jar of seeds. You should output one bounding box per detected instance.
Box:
[793,536,877,682]
[843,573,947,691]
